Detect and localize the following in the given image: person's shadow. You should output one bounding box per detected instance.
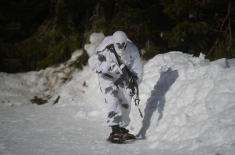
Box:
[137,68,178,139]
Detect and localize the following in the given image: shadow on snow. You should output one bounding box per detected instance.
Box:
[137,68,178,138]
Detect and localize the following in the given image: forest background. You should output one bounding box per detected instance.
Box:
[0,0,234,73]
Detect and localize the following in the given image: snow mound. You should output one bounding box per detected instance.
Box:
[0,50,84,106]
[130,51,235,151]
[84,32,105,57]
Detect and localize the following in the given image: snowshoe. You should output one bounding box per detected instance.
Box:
[122,132,136,141]
[107,125,136,143]
[107,132,125,143]
[107,132,136,143]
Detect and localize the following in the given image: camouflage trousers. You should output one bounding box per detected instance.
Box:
[99,76,133,127]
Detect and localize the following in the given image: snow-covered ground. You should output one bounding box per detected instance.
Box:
[1,33,235,155]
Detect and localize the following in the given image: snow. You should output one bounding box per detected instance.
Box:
[84,32,105,57]
[133,52,235,152]
[1,33,235,155]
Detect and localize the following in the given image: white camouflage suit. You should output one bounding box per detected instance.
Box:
[89,31,143,128]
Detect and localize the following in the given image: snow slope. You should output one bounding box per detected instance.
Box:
[0,50,84,106]
[1,33,235,155]
[133,52,235,151]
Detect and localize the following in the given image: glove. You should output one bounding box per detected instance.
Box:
[121,65,138,82]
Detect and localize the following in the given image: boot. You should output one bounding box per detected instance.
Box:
[108,125,136,142]
[107,125,123,142]
[120,127,136,140]
[108,132,123,142]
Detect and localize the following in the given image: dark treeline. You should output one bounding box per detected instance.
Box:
[0,0,234,73]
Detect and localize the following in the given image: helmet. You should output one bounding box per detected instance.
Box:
[113,31,128,50]
[113,31,128,43]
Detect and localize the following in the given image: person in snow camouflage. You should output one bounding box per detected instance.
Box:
[89,31,143,142]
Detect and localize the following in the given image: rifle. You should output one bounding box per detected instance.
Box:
[107,44,143,118]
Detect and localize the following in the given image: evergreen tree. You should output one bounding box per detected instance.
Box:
[161,0,234,59]
[0,0,234,72]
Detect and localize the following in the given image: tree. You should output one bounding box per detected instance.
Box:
[161,0,234,59]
